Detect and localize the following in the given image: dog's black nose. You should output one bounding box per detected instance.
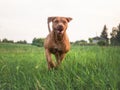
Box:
[57,25,63,31]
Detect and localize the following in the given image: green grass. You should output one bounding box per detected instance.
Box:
[0,43,120,90]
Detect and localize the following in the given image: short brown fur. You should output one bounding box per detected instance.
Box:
[44,16,72,69]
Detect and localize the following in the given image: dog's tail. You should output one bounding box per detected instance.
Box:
[47,21,51,33]
[47,17,52,33]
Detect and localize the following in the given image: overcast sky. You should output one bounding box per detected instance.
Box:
[0,0,120,43]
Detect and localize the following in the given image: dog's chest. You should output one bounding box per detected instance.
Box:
[49,43,66,54]
[49,47,62,54]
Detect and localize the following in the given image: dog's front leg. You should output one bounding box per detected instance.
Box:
[45,49,56,69]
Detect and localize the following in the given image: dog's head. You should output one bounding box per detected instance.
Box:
[48,16,72,35]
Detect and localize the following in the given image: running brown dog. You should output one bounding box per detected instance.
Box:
[44,16,72,69]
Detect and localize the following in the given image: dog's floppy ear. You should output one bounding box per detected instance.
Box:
[48,17,56,23]
[47,17,56,32]
[66,17,72,22]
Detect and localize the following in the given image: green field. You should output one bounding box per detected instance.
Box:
[0,43,120,90]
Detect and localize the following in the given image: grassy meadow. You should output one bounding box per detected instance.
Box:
[0,43,120,90]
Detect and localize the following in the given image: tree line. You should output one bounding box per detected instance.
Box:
[0,23,120,46]
[86,23,120,46]
[100,23,120,46]
[0,38,27,44]
[0,38,45,47]
[110,24,120,45]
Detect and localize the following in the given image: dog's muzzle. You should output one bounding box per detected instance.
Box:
[56,25,64,34]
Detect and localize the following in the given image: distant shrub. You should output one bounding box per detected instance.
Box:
[32,38,45,47]
[2,38,14,43]
[97,40,106,46]
[74,40,87,46]
[16,40,27,44]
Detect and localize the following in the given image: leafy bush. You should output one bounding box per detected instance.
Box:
[97,40,106,46]
[32,38,45,47]
[2,38,14,43]
[16,40,27,44]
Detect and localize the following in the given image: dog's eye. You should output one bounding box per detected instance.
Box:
[62,21,66,24]
[54,20,59,23]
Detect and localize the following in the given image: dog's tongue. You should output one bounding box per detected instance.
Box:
[57,30,63,34]
[57,31,61,34]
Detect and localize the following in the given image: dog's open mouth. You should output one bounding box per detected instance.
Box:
[56,25,64,34]
[57,29,64,34]
[57,29,63,34]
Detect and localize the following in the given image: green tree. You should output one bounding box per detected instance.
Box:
[2,38,14,43]
[2,38,8,43]
[116,24,120,42]
[32,38,45,47]
[88,38,93,43]
[16,40,27,44]
[100,25,108,39]
[110,24,120,45]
